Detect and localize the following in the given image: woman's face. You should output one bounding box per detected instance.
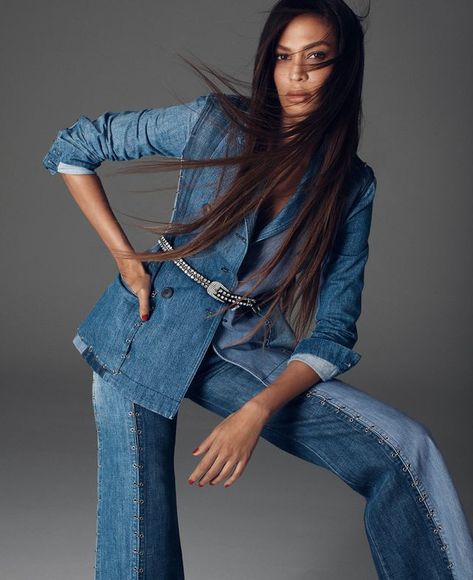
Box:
[273,14,336,125]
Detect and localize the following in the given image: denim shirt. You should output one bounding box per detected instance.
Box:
[42,93,376,419]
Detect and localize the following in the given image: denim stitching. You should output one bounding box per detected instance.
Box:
[188,389,454,576]
[130,403,145,577]
[80,333,119,374]
[170,154,185,223]
[92,373,103,579]
[363,508,393,580]
[116,321,146,375]
[305,388,456,576]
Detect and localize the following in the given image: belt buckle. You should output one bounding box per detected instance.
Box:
[206,280,230,303]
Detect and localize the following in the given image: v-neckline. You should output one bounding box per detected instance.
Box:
[253,196,291,238]
[251,162,315,242]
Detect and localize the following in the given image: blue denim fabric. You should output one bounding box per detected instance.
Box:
[42,95,210,173]
[54,161,339,382]
[42,92,376,420]
[91,345,473,579]
[212,221,339,382]
[56,161,95,174]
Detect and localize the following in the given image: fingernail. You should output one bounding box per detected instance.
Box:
[141,314,149,321]
[188,479,194,485]
[192,447,199,454]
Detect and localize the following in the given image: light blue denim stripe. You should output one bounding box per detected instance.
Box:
[287,353,340,381]
[57,162,95,174]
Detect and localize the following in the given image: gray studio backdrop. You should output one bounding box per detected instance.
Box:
[2,1,472,579]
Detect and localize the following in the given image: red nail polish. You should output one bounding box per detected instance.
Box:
[141,314,149,321]
[188,479,194,485]
[192,447,199,453]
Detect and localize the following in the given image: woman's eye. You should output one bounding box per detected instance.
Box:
[275,51,326,61]
[308,51,326,60]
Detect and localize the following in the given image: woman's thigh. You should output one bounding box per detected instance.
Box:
[92,371,185,580]
[185,347,472,577]
[186,347,414,484]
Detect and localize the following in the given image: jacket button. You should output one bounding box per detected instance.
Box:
[202,203,211,214]
[161,287,174,298]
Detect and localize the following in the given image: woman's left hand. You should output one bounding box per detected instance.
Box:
[188,401,270,489]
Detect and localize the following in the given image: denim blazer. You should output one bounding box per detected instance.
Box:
[42,92,377,420]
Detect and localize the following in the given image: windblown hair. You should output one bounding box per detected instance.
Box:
[112,0,371,346]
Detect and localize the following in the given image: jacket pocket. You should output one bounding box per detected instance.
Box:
[118,272,138,300]
[75,274,148,374]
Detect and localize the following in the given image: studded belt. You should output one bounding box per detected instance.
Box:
[156,235,259,312]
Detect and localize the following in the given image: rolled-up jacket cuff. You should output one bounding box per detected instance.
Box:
[289,337,361,376]
[287,353,340,382]
[56,161,96,174]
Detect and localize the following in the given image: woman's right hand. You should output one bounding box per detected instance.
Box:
[118,260,152,321]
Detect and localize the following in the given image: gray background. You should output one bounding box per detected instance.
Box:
[1,1,472,578]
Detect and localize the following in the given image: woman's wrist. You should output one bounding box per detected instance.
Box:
[114,255,145,275]
[241,398,273,425]
[244,360,322,418]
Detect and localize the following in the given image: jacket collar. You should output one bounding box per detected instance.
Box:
[245,145,324,243]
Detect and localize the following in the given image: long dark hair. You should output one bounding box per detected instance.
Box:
[113,0,371,346]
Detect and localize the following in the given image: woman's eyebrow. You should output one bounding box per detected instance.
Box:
[276,40,332,51]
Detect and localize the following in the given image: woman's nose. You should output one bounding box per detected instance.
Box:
[289,62,308,82]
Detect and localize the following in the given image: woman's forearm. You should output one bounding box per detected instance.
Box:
[60,173,140,272]
[243,360,322,420]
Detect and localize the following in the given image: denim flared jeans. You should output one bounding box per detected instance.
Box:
[91,345,473,579]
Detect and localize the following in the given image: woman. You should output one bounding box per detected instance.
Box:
[42,0,473,578]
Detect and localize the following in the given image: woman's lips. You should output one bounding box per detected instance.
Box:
[286,93,310,103]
